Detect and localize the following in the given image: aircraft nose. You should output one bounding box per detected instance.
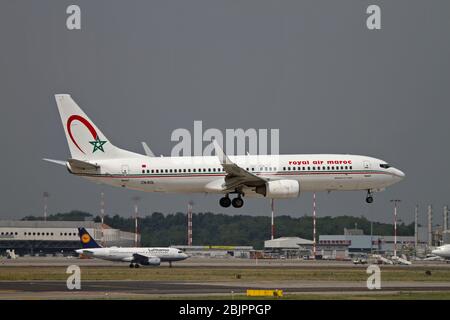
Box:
[392,168,405,179]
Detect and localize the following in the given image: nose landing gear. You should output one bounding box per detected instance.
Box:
[365,190,374,204]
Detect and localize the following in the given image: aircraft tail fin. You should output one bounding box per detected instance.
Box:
[78,227,102,249]
[54,94,141,161]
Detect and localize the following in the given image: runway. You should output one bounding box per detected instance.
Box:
[2,256,450,268]
[1,257,450,299]
[1,280,450,299]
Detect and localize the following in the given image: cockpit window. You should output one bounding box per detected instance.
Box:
[379,163,391,169]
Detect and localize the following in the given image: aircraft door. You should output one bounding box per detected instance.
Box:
[363,161,370,169]
[120,165,130,184]
[121,165,129,175]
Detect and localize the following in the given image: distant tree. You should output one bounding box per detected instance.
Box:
[21,211,414,249]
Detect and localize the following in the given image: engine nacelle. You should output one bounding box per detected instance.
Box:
[256,180,300,198]
[143,257,161,266]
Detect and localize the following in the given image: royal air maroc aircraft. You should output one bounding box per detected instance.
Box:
[44,94,405,208]
[76,227,188,268]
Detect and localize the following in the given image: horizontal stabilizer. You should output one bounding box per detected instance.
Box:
[43,158,66,166]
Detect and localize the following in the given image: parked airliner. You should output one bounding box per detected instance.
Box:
[431,244,450,261]
[45,94,405,208]
[75,227,188,267]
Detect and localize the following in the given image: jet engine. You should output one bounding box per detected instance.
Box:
[141,257,161,266]
[255,180,300,198]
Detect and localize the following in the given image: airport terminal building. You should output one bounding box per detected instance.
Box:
[0,220,138,255]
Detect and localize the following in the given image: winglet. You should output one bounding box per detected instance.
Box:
[212,139,232,165]
[141,142,155,157]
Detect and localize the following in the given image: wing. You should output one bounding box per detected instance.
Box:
[213,140,266,192]
[132,252,157,261]
[132,253,161,266]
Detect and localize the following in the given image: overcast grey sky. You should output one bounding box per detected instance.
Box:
[0,1,449,227]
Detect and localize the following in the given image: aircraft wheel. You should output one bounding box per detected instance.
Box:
[219,196,231,208]
[134,264,140,268]
[366,196,374,204]
[129,263,134,268]
[232,197,244,208]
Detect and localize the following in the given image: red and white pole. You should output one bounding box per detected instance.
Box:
[187,201,193,246]
[100,192,105,246]
[271,199,275,240]
[132,196,140,247]
[313,192,317,259]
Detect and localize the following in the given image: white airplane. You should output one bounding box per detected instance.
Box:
[44,94,405,208]
[431,244,450,261]
[75,227,189,268]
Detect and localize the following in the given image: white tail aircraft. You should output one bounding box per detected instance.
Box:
[44,94,405,208]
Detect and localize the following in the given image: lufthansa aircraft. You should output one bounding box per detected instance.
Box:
[76,227,188,268]
[45,94,405,208]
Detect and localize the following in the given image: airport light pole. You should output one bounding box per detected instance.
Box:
[271,199,275,240]
[414,205,419,254]
[132,196,141,247]
[100,192,105,246]
[390,199,401,257]
[43,192,50,222]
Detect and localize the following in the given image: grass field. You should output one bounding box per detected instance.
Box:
[1,265,450,282]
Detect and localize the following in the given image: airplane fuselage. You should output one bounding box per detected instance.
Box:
[70,154,404,196]
[76,247,188,263]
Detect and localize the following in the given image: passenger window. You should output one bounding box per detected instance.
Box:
[350,166,352,170]
[345,166,348,170]
[142,170,145,173]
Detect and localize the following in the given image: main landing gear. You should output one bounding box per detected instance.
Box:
[219,193,244,208]
[365,190,374,204]
[129,263,140,268]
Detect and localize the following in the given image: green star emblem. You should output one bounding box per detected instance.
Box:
[89,137,107,153]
